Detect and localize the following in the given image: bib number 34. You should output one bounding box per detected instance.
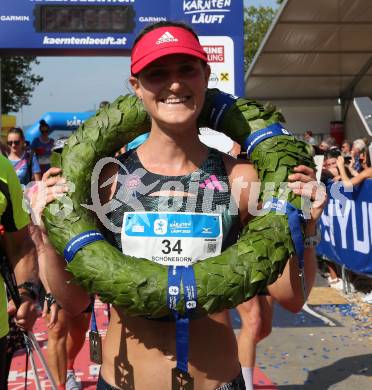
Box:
[162,239,183,255]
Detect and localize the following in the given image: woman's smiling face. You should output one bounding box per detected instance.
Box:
[130,54,210,132]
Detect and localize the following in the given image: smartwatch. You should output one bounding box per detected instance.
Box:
[304,225,321,248]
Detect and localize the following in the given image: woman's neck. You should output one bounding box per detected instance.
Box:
[136,124,207,176]
[8,150,24,160]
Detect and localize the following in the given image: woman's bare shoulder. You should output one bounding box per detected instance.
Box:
[222,154,258,182]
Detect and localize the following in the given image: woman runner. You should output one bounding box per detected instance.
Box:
[32,22,326,390]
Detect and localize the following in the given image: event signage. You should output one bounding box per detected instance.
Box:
[317,179,372,276]
[0,0,244,95]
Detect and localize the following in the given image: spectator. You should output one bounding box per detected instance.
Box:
[352,138,366,154]
[324,136,337,148]
[319,140,330,153]
[350,138,365,173]
[31,120,54,174]
[337,146,372,187]
[304,130,316,145]
[323,149,341,180]
[341,140,352,157]
[0,154,39,389]
[7,128,41,187]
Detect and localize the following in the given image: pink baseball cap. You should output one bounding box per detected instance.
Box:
[131,26,208,75]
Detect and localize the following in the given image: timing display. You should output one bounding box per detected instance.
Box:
[34,5,136,33]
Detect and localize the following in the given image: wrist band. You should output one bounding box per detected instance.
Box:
[208,91,237,131]
[45,292,57,312]
[244,123,292,157]
[64,230,105,263]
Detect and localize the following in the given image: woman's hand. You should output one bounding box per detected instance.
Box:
[24,167,69,228]
[42,294,59,329]
[287,165,327,223]
[7,297,39,332]
[337,155,345,169]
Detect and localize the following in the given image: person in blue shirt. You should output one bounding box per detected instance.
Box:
[31,120,55,174]
[7,128,41,187]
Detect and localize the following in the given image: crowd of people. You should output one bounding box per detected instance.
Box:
[0,20,369,390]
[305,133,372,298]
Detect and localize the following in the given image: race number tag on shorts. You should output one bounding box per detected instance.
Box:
[121,212,222,266]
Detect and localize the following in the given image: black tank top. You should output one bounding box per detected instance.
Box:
[106,148,240,253]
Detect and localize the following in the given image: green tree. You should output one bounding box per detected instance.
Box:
[244,6,276,71]
[1,57,43,114]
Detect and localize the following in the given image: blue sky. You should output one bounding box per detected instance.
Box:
[12,0,278,127]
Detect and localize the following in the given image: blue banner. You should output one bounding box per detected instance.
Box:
[0,0,244,95]
[317,179,372,276]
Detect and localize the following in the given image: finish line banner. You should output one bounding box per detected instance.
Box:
[317,179,372,276]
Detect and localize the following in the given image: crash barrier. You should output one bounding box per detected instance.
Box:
[317,179,372,276]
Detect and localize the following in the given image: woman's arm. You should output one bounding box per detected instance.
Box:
[29,161,120,315]
[337,156,372,187]
[27,168,90,315]
[33,173,42,181]
[228,159,326,312]
[349,168,372,185]
[337,156,353,186]
[39,230,90,316]
[268,166,325,312]
[31,154,42,182]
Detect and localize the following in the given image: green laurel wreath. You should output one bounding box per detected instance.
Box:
[43,89,314,318]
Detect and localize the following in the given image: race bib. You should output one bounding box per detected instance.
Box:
[121,212,222,266]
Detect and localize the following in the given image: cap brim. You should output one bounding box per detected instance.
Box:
[131,46,207,75]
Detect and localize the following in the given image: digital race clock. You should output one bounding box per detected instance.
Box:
[34,5,136,33]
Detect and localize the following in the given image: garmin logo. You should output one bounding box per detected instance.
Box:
[156,32,178,45]
[183,0,231,24]
[0,15,30,22]
[139,16,167,23]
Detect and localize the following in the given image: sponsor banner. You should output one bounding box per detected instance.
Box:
[0,0,244,94]
[317,179,372,276]
[201,36,234,94]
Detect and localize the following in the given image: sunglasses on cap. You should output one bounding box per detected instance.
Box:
[7,140,21,146]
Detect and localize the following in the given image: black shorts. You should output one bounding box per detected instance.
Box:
[96,371,246,390]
